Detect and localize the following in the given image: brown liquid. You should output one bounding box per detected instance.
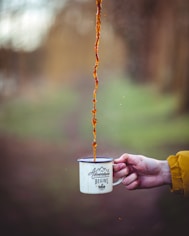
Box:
[92,0,102,162]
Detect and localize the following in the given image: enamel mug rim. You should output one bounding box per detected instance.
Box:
[77,157,113,163]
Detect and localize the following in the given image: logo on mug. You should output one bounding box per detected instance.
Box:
[88,167,110,190]
[98,184,106,190]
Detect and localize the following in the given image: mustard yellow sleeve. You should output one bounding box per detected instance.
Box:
[167,151,189,197]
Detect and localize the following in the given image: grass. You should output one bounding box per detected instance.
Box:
[0,85,78,141]
[94,77,189,158]
[0,76,189,159]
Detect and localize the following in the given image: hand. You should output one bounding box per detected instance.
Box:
[113,153,171,190]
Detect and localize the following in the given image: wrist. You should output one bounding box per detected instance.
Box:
[159,160,171,185]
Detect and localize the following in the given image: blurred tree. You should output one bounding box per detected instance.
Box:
[42,0,125,84]
[106,0,189,113]
[42,0,96,83]
[172,0,189,113]
[106,0,157,82]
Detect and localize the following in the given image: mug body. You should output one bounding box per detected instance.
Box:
[78,157,113,194]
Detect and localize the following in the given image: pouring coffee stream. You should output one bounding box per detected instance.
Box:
[92,0,102,162]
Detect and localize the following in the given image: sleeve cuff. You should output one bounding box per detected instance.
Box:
[167,154,184,195]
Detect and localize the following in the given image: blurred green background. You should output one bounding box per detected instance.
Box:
[0,0,189,236]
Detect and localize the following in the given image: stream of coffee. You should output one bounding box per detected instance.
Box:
[92,0,102,162]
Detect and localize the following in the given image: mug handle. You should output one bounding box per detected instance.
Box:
[113,177,124,186]
[112,163,124,186]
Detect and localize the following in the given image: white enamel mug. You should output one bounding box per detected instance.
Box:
[77,157,123,194]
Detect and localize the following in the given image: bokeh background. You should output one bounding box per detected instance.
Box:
[0,0,189,235]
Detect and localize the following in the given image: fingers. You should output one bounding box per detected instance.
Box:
[113,162,126,172]
[113,154,135,179]
[113,163,129,178]
[123,173,140,190]
[126,180,140,190]
[114,153,140,167]
[114,153,130,164]
[114,154,141,190]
